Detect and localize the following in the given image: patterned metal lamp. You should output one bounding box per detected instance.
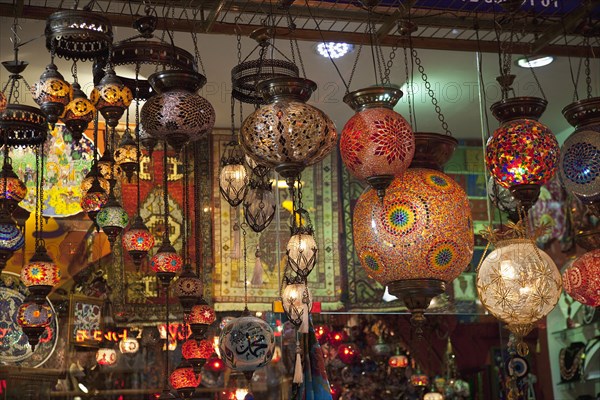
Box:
[169,360,200,399]
[340,86,415,198]
[173,264,203,314]
[286,207,317,279]
[81,162,110,195]
[281,273,312,334]
[243,177,276,233]
[17,296,53,351]
[31,61,71,128]
[0,159,27,213]
[61,82,96,141]
[122,215,154,267]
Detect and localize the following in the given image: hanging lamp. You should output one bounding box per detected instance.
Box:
[114,126,139,182]
[182,338,213,374]
[61,72,96,142]
[281,272,312,334]
[0,157,27,214]
[0,208,24,272]
[17,296,53,351]
[0,90,6,112]
[243,175,276,233]
[286,204,318,279]
[90,65,132,129]
[80,178,108,228]
[174,264,203,315]
[96,182,129,244]
[562,249,600,307]
[169,360,200,399]
[219,100,248,207]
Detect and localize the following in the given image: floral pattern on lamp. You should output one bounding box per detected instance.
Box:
[563,249,600,307]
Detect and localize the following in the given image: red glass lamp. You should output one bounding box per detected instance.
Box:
[80,178,108,226]
[326,329,348,348]
[150,240,183,285]
[410,370,429,388]
[20,245,61,304]
[122,215,154,266]
[188,300,216,340]
[388,352,409,369]
[314,325,330,345]
[563,249,600,307]
[340,86,414,198]
[169,361,200,399]
[17,297,52,351]
[182,338,213,373]
[337,343,360,365]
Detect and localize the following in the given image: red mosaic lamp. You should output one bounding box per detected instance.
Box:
[188,299,216,341]
[169,360,200,399]
[17,297,53,351]
[173,264,203,314]
[340,86,414,198]
[182,338,213,373]
[150,239,183,285]
[204,356,226,373]
[563,249,600,307]
[337,343,360,365]
[0,90,6,112]
[388,349,409,369]
[122,216,154,267]
[20,245,61,304]
[80,178,108,227]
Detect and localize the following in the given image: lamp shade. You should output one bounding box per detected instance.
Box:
[340,86,414,193]
[219,313,275,372]
[219,141,248,207]
[240,77,337,178]
[410,372,429,387]
[559,129,600,205]
[90,68,132,127]
[80,164,110,195]
[424,392,444,400]
[150,241,183,282]
[31,62,71,126]
[353,168,474,285]
[173,265,203,314]
[20,245,61,302]
[122,216,154,266]
[96,195,129,242]
[189,303,216,325]
[562,249,600,307]
[286,232,317,278]
[0,90,6,112]
[281,279,312,333]
[182,338,213,373]
[96,346,117,366]
[119,337,140,354]
[170,361,200,399]
[0,210,25,270]
[243,180,276,233]
[61,82,95,141]
[114,129,139,181]
[17,299,52,351]
[388,353,409,368]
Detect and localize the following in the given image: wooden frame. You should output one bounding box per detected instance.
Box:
[68,294,104,348]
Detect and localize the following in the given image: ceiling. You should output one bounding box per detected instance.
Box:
[0,0,599,143]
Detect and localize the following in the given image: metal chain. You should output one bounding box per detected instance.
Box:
[236,19,243,64]
[382,42,399,86]
[347,42,363,92]
[230,96,236,137]
[39,142,45,246]
[584,38,592,99]
[135,64,142,213]
[412,48,451,136]
[194,142,202,277]
[241,223,248,308]
[524,55,547,100]
[367,10,379,85]
[162,140,170,242]
[182,147,189,264]
[34,146,40,247]
[403,46,415,130]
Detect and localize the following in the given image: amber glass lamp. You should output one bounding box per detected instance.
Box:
[169,360,200,399]
[31,62,71,127]
[114,128,139,182]
[90,68,133,128]
[182,338,213,373]
[20,245,61,304]
[96,343,118,366]
[61,82,96,141]
[80,163,110,195]
[80,178,109,226]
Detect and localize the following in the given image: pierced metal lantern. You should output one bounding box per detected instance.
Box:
[114,128,139,181]
[286,208,318,278]
[281,274,312,333]
[31,62,71,127]
[150,240,183,284]
[219,141,248,207]
[80,178,108,225]
[561,97,600,215]
[141,70,215,152]
[45,9,112,62]
[81,163,110,196]
[0,209,24,271]
[240,77,337,179]
[122,215,154,266]
[340,86,414,197]
[96,191,129,243]
[20,245,61,304]
[562,249,600,307]
[17,297,52,352]
[219,311,275,375]
[486,97,560,210]
[182,338,213,374]
[188,300,216,340]
[0,160,27,213]
[170,361,200,399]
[243,179,276,233]
[173,264,203,314]
[90,68,133,128]
[61,82,96,141]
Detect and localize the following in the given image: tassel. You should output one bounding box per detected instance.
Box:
[251,245,264,286]
[300,305,309,334]
[293,339,303,384]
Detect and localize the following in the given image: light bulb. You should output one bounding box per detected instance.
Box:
[235,388,249,400]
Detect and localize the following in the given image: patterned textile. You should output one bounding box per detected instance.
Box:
[292,321,333,400]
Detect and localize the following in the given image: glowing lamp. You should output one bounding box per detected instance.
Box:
[169,361,200,399]
[80,164,110,195]
[286,208,318,278]
[114,128,139,181]
[423,392,444,400]
[326,330,348,348]
[96,345,117,366]
[119,337,140,355]
[80,178,108,225]
[0,209,25,271]
[173,264,203,314]
[122,216,154,266]
[61,82,95,141]
[31,62,71,126]
[337,343,360,365]
[243,180,276,233]
[314,325,330,344]
[96,192,129,243]
[205,356,225,373]
[219,141,248,207]
[17,298,52,351]
[182,338,213,373]
[20,245,61,303]
[150,241,183,284]
[97,148,122,181]
[0,160,27,212]
[281,276,312,333]
[90,68,132,128]
[188,301,216,340]
[562,249,600,307]
[388,353,409,369]
[410,371,429,388]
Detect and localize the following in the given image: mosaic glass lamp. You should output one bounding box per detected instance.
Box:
[80,178,108,225]
[173,264,203,314]
[90,68,133,128]
[388,352,409,369]
[240,77,337,180]
[150,240,183,285]
[122,215,154,267]
[114,128,139,182]
[0,90,6,112]
[81,163,110,195]
[560,97,600,216]
[340,86,414,198]
[563,249,600,307]
[486,97,559,210]
[0,209,25,271]
[96,190,129,243]
[141,70,215,152]
[61,82,96,141]
[188,300,216,340]
[31,62,71,127]
[170,360,200,399]
[17,297,52,351]
[182,338,213,373]
[97,145,122,181]
[20,245,61,304]
[0,160,27,213]
[219,141,248,207]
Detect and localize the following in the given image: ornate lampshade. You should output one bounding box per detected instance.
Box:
[562,249,600,307]
[0,103,48,148]
[114,128,139,181]
[119,337,140,355]
[486,97,559,209]
[90,68,133,128]
[0,209,25,271]
[81,163,110,195]
[560,98,600,215]
[243,179,276,233]
[141,70,215,152]
[173,264,203,314]
[20,245,61,304]
[353,168,473,332]
[31,62,71,127]
[96,344,118,366]
[80,178,108,224]
[340,86,414,197]
[170,361,200,399]
[240,77,337,179]
[97,145,122,181]
[150,240,183,284]
[281,275,312,333]
[219,311,275,374]
[219,141,248,207]
[122,215,154,266]
[61,82,95,141]
[96,192,129,243]
[388,353,409,368]
[188,301,216,340]
[0,160,27,213]
[477,238,561,355]
[337,343,360,365]
[410,371,429,388]
[182,338,213,373]
[286,209,318,278]
[17,298,52,351]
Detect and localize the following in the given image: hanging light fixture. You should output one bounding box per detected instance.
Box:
[476,222,561,356]
[122,215,154,267]
[30,54,71,128]
[17,296,53,351]
[286,206,318,279]
[80,178,108,227]
[97,297,118,366]
[61,80,96,142]
[174,264,204,314]
[388,350,409,369]
[219,140,248,208]
[281,273,312,334]
[114,127,139,182]
[182,338,213,374]
[0,208,24,272]
[97,141,122,182]
[119,336,140,355]
[81,162,110,196]
[96,342,118,366]
[169,360,200,399]
[90,66,132,129]
[188,300,216,341]
[562,249,600,307]
[0,158,27,213]
[243,177,276,233]
[96,185,129,244]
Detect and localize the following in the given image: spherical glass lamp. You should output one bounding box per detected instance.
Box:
[240,77,337,180]
[423,391,444,400]
[219,311,275,374]
[20,245,61,304]
[281,275,312,333]
[219,141,248,207]
[17,298,52,351]
[562,249,600,307]
[80,178,108,225]
[476,238,561,355]
[173,264,203,314]
[170,361,200,399]
[114,128,139,182]
[122,215,154,267]
[337,343,360,365]
[141,70,215,152]
[0,160,27,213]
[31,62,71,127]
[182,338,213,373]
[61,82,95,141]
[188,300,216,340]
[96,344,118,366]
[486,97,559,209]
[353,168,473,332]
[388,353,409,369]
[340,86,414,198]
[90,68,132,128]
[96,192,129,243]
[150,240,183,285]
[119,337,140,355]
[0,209,25,271]
[286,209,318,278]
[243,180,276,233]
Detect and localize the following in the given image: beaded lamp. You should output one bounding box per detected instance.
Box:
[96,188,129,243]
[31,61,71,127]
[90,68,133,128]
[0,209,25,272]
[562,249,600,307]
[182,338,213,373]
[340,86,414,198]
[188,300,216,340]
[170,360,200,399]
[20,245,61,304]
[173,264,203,314]
[0,160,27,213]
[122,215,154,267]
[17,297,52,351]
[61,82,96,141]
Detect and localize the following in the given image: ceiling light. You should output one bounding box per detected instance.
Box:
[316,42,353,59]
[517,55,553,68]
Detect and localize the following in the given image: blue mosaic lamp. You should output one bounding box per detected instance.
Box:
[0,208,24,271]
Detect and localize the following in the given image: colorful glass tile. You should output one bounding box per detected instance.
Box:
[150,250,183,274]
[559,128,600,203]
[563,249,600,307]
[20,261,61,287]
